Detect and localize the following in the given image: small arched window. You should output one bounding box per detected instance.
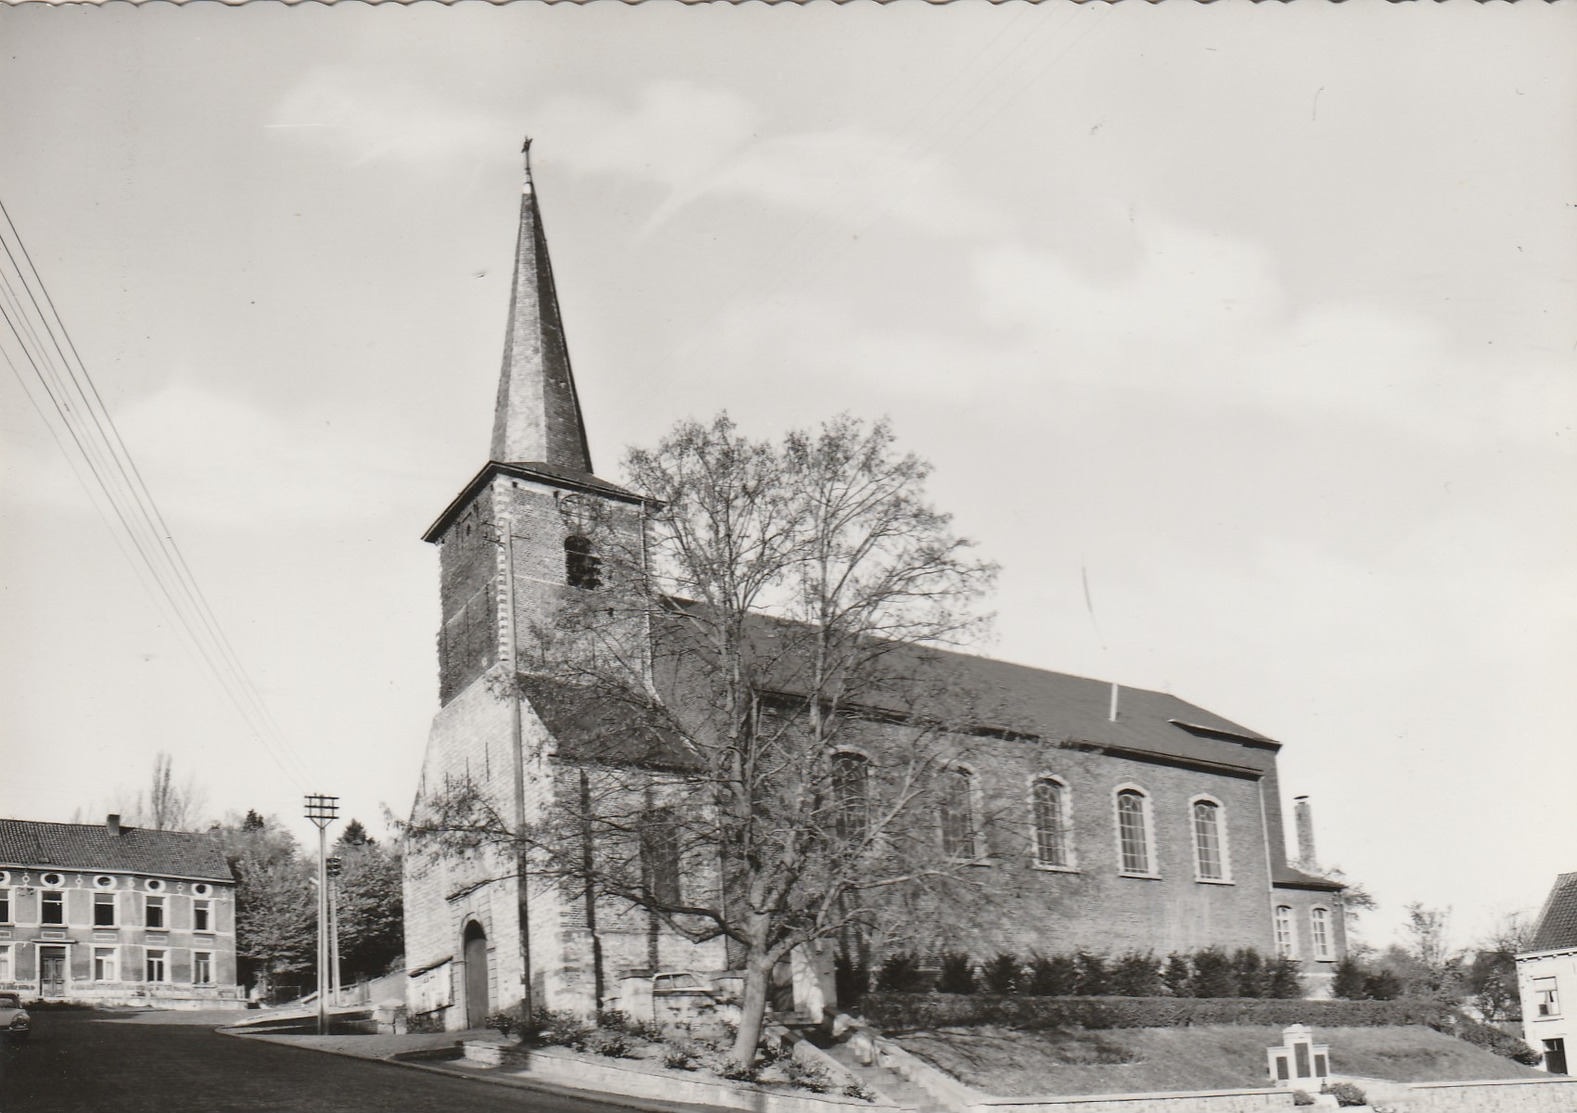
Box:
[1191,798,1227,881]
[1115,789,1152,875]
[939,768,978,860]
[1275,905,1296,957]
[1310,906,1333,960]
[1031,778,1070,868]
[832,752,871,842]
[564,535,601,590]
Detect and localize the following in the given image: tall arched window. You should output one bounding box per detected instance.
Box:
[564,535,601,589]
[832,752,871,842]
[1031,778,1070,868]
[1191,798,1227,880]
[1115,789,1152,875]
[939,768,977,860]
[1310,906,1333,960]
[640,808,682,906]
[1274,905,1296,957]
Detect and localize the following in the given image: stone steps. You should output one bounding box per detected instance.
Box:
[822,1041,949,1111]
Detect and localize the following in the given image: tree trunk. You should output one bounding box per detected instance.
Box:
[731,954,774,1064]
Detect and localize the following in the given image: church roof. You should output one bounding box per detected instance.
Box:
[517,674,701,772]
[1528,872,1577,952]
[0,818,234,883]
[490,139,595,474]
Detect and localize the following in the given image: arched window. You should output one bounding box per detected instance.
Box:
[1275,905,1296,957]
[1310,906,1333,960]
[1191,798,1227,881]
[1031,777,1071,868]
[832,752,871,842]
[564,535,601,590]
[1115,789,1152,875]
[640,809,682,906]
[939,768,977,860]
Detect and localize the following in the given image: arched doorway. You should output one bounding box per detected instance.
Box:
[463,921,490,1028]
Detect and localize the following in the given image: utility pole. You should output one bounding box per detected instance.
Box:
[303,794,339,1035]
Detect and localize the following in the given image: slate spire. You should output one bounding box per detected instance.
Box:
[490,138,594,473]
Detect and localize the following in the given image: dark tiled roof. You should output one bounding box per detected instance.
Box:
[518,674,701,772]
[1529,872,1577,952]
[1271,864,1345,892]
[423,460,642,542]
[0,819,233,882]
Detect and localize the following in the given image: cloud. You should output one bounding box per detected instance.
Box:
[536,81,999,239]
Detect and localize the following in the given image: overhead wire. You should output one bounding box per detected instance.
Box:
[0,194,317,791]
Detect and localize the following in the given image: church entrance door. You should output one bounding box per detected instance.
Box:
[463,922,490,1028]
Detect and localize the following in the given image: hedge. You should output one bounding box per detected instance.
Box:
[861,993,1458,1032]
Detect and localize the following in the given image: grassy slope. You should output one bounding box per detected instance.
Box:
[894,1025,1544,1097]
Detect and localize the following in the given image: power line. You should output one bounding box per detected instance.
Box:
[0,194,316,791]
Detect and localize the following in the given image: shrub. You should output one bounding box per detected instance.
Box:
[486,1010,522,1038]
[1026,954,1079,997]
[1161,953,1192,997]
[981,953,1022,995]
[1291,1090,1314,1107]
[407,1010,445,1034]
[585,1028,639,1058]
[1111,952,1163,997]
[1436,1010,1542,1065]
[526,1008,595,1049]
[783,1058,834,1093]
[836,953,871,1006]
[861,992,1456,1032]
[1332,956,1368,1000]
[1327,1081,1366,1107]
[1074,952,1110,996]
[596,1009,635,1033]
[875,952,928,993]
[1267,956,1303,999]
[937,951,977,995]
[1232,949,1268,999]
[1365,970,1403,1001]
[1190,947,1238,998]
[843,1081,878,1102]
[714,1056,758,1082]
[662,1040,702,1071]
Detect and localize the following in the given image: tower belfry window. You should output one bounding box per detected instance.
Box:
[564,535,601,590]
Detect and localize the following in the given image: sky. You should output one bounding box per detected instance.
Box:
[0,1,1572,956]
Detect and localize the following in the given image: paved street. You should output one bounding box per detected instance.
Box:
[0,1008,643,1113]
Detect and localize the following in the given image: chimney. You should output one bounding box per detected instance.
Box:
[1293,796,1315,867]
[107,814,121,837]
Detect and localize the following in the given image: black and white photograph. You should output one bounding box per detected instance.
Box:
[0,3,1573,1111]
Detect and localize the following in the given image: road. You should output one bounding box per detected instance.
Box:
[0,1008,647,1113]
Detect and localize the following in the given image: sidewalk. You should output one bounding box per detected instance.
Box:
[223,1024,743,1113]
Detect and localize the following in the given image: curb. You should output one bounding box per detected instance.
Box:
[218,1026,744,1113]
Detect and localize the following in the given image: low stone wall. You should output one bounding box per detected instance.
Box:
[1351,1075,1577,1113]
[464,1041,890,1113]
[968,1091,1296,1113]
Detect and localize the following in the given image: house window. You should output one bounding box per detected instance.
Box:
[1031,777,1071,868]
[193,899,212,932]
[939,768,978,859]
[0,944,11,981]
[1536,977,1561,1018]
[640,809,682,906]
[832,752,871,842]
[94,947,118,982]
[1310,906,1333,960]
[1116,789,1152,875]
[145,895,166,929]
[564,536,601,590]
[94,892,117,927]
[41,890,64,925]
[194,951,213,985]
[146,949,167,983]
[1191,798,1227,880]
[0,888,9,924]
[1275,905,1296,957]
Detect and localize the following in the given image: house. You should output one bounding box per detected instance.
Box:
[401,145,1347,1031]
[1518,872,1577,1074]
[0,815,243,1008]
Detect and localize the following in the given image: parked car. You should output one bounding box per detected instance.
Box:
[0,993,29,1046]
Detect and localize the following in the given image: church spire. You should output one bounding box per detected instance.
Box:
[490,138,594,473]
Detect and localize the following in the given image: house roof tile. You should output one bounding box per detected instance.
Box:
[0,818,233,882]
[1530,872,1577,952]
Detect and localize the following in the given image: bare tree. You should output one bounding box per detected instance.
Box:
[72,751,208,831]
[409,414,997,1063]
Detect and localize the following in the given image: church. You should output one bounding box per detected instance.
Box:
[400,146,1346,1032]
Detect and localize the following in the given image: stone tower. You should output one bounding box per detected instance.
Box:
[403,142,650,1027]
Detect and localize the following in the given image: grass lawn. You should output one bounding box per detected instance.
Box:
[892,1025,1545,1097]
